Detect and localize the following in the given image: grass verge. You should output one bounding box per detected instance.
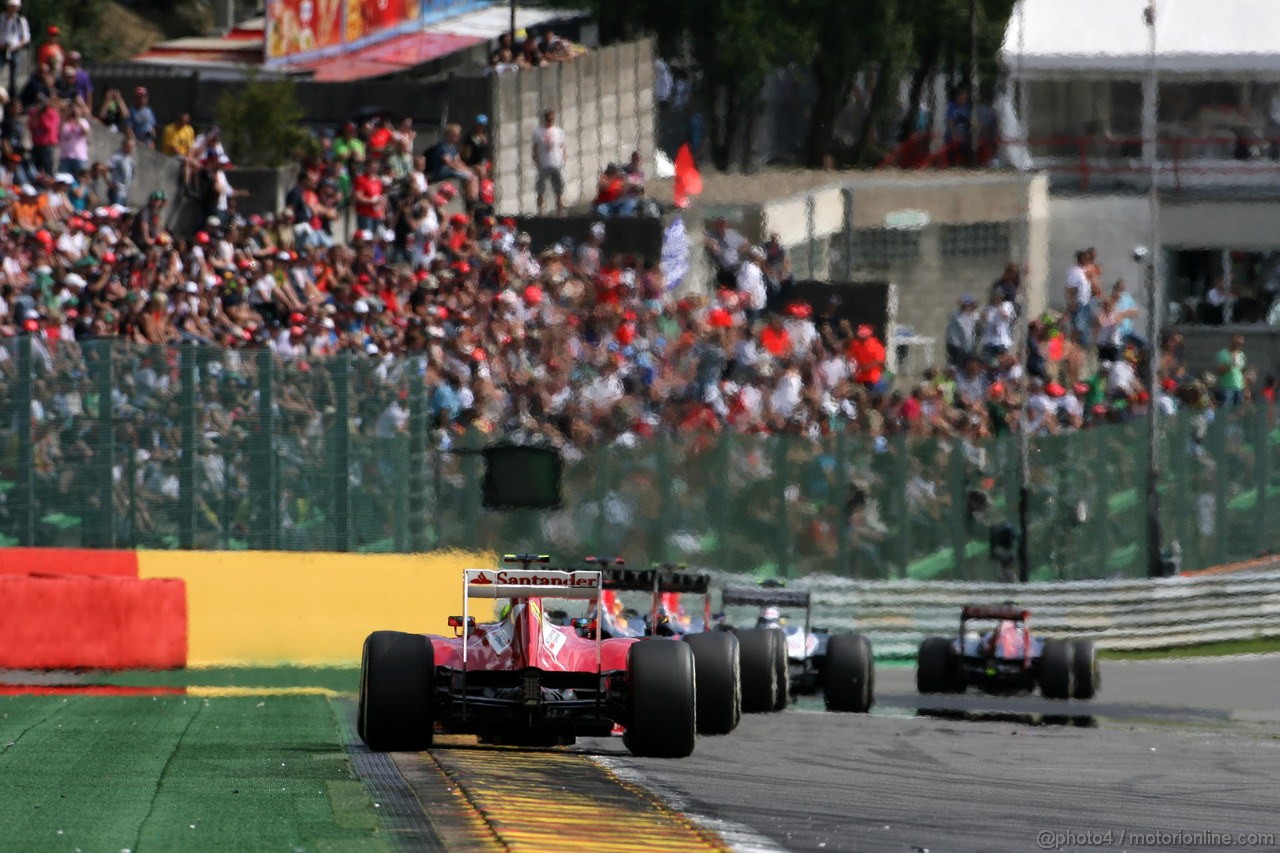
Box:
[1098,637,1280,660]
[0,694,387,851]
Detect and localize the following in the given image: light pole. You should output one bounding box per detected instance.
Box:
[1143,1,1166,577]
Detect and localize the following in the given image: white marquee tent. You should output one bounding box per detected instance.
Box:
[1000,0,1280,77]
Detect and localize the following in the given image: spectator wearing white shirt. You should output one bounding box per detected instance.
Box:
[736,245,767,322]
[531,109,566,215]
[1065,249,1094,345]
[0,0,29,95]
[981,292,1016,359]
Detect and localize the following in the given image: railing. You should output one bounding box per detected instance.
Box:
[2,338,1278,580]
[877,131,1280,191]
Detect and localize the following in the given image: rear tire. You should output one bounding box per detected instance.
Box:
[685,632,741,735]
[916,637,961,694]
[360,630,435,751]
[771,630,790,711]
[1039,639,1074,700]
[736,628,782,713]
[824,633,874,712]
[625,641,696,758]
[1071,639,1100,699]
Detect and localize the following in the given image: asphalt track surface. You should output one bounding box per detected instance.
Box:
[557,655,1280,853]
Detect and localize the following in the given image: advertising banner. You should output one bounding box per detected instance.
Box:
[266,0,344,61]
[266,0,486,65]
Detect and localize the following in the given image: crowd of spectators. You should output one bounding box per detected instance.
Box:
[484,28,586,77]
[0,24,1266,472]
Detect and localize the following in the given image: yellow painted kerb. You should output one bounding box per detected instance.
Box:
[138,550,493,666]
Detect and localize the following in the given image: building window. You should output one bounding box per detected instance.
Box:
[852,228,921,268]
[940,222,1011,258]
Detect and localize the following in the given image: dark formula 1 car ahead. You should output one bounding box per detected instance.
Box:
[722,583,875,713]
[568,559,742,736]
[358,555,702,757]
[916,604,1100,700]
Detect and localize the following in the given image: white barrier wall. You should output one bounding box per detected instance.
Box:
[709,567,1280,657]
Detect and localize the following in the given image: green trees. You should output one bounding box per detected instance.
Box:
[579,0,1017,169]
[215,73,312,168]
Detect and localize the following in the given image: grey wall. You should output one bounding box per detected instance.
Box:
[1171,324,1280,382]
[490,38,655,215]
[1047,194,1151,310]
[88,123,296,235]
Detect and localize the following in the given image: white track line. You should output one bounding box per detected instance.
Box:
[592,755,788,853]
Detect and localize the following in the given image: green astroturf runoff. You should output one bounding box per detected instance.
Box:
[0,693,388,852]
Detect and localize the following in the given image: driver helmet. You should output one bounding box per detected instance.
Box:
[756,606,782,628]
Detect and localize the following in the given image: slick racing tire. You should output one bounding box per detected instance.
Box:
[685,632,742,735]
[771,628,789,711]
[916,636,961,694]
[1071,639,1100,700]
[625,640,696,758]
[824,633,874,713]
[736,628,782,713]
[1038,639,1074,700]
[359,630,435,751]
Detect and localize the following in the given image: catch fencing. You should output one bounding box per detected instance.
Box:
[3,338,1280,581]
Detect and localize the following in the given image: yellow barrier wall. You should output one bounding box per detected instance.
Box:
[138,550,494,666]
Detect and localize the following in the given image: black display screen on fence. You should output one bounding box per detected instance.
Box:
[481,445,563,510]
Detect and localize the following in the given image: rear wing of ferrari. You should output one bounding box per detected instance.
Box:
[465,568,603,600]
[602,568,711,594]
[582,559,713,633]
[461,563,603,669]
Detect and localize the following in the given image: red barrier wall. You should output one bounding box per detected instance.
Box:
[0,575,186,669]
[0,548,138,577]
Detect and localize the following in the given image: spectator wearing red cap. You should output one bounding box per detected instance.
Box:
[35,23,62,77]
[128,86,156,148]
[847,324,886,391]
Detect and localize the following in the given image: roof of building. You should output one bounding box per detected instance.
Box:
[133,5,576,81]
[1001,0,1280,76]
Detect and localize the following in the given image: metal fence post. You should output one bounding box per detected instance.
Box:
[774,436,792,579]
[948,441,968,580]
[1210,415,1228,566]
[331,353,351,552]
[14,335,33,546]
[805,194,817,278]
[178,345,197,549]
[92,339,116,548]
[1253,404,1268,558]
[407,356,428,553]
[251,349,279,550]
[842,187,855,279]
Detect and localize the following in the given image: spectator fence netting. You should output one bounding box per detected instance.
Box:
[2,337,1277,580]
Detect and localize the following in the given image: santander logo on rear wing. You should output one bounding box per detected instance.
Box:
[465,569,602,600]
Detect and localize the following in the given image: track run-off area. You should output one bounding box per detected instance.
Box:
[0,654,1277,852]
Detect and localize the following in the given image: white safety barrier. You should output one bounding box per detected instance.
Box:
[709,567,1280,658]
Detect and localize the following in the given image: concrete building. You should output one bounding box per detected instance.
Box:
[670,169,1049,374]
[1001,0,1280,367]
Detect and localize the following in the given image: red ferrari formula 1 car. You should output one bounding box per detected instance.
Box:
[916,604,1100,700]
[567,559,742,736]
[358,554,699,757]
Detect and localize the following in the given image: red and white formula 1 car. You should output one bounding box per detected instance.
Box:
[358,554,699,757]
[568,559,742,736]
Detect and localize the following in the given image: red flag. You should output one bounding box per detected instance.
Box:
[673,144,703,209]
